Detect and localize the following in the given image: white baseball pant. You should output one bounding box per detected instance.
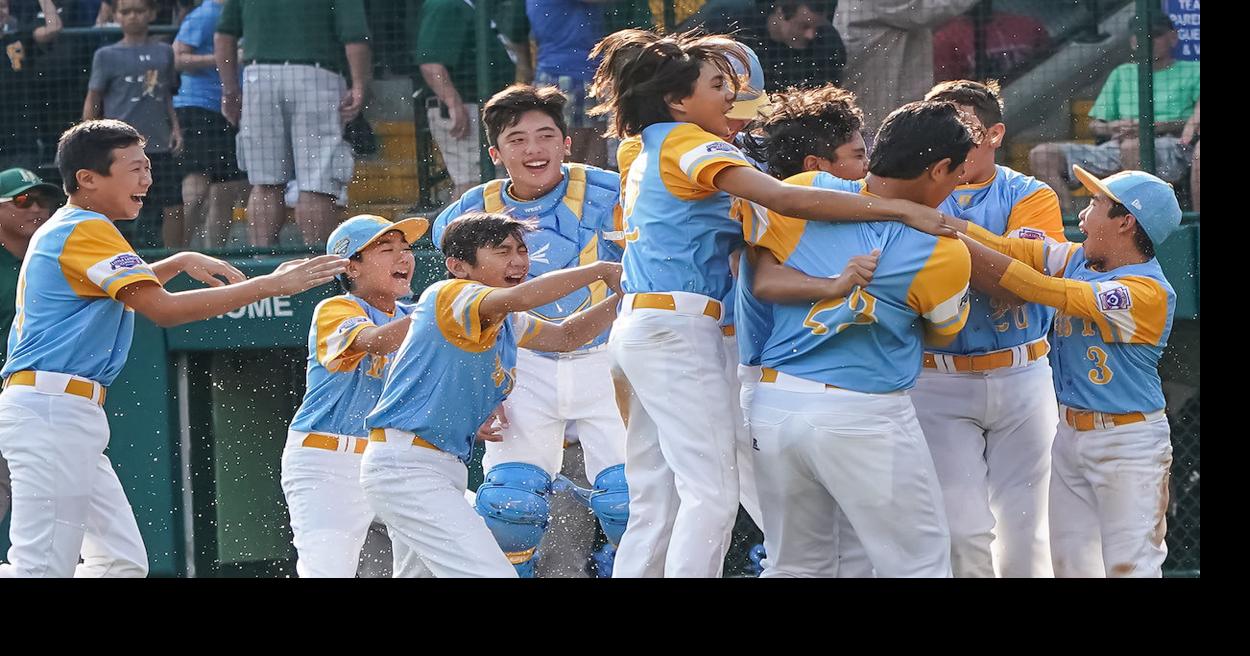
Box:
[738,364,874,577]
[485,346,626,481]
[360,429,517,578]
[0,380,148,578]
[281,429,376,578]
[910,357,1057,577]
[750,380,952,578]
[609,295,741,578]
[1049,410,1172,578]
[721,335,761,527]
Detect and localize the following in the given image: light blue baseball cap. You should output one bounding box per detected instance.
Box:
[326,214,430,257]
[1073,165,1182,246]
[727,43,773,121]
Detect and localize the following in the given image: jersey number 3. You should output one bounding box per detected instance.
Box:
[1086,346,1114,385]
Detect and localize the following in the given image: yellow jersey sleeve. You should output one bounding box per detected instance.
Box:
[742,172,820,261]
[57,219,159,299]
[1006,186,1067,242]
[616,136,642,185]
[907,236,972,337]
[435,279,502,352]
[511,312,547,349]
[999,265,1169,345]
[658,123,750,200]
[315,297,374,372]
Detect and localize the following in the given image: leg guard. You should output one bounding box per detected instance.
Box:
[590,464,630,546]
[475,462,551,578]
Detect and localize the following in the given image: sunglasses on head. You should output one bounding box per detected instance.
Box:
[5,192,55,209]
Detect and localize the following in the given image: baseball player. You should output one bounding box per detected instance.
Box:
[614,41,774,540]
[360,212,623,578]
[588,29,954,577]
[0,119,346,577]
[948,165,1181,578]
[736,83,877,576]
[745,100,976,578]
[910,79,1067,578]
[281,213,429,578]
[429,84,629,578]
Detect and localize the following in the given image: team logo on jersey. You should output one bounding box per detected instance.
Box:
[704,141,738,154]
[1096,286,1132,311]
[337,316,370,334]
[1016,227,1046,240]
[332,237,352,255]
[957,194,973,207]
[108,253,144,270]
[529,243,550,264]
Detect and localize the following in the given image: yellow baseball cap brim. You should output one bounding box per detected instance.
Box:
[359,216,430,252]
[726,93,774,121]
[1072,165,1122,205]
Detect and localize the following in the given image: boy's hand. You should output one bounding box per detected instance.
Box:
[170,128,184,156]
[831,250,880,297]
[263,254,349,296]
[598,261,624,295]
[180,252,246,287]
[898,204,957,237]
[476,404,508,443]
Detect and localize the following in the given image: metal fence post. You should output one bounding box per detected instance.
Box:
[476,0,495,183]
[1135,0,1157,174]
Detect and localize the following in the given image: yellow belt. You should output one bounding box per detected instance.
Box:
[760,367,842,391]
[1064,408,1150,432]
[302,432,368,454]
[2,370,107,407]
[923,340,1050,373]
[630,292,722,321]
[369,428,438,451]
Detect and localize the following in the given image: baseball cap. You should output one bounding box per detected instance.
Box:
[726,43,773,121]
[0,168,64,202]
[1073,165,1182,246]
[327,214,430,257]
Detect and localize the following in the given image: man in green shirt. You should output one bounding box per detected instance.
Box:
[0,167,62,522]
[409,0,525,201]
[214,0,373,247]
[1029,13,1199,213]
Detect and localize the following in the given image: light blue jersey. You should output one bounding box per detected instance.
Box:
[618,122,751,300]
[365,279,543,462]
[747,173,972,393]
[2,206,159,386]
[289,294,414,437]
[1043,242,1174,414]
[431,163,622,352]
[935,165,1066,355]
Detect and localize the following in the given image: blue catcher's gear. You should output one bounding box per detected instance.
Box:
[590,464,629,545]
[475,462,552,577]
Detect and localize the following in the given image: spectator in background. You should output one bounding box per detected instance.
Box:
[408,0,525,202]
[1028,14,1199,214]
[0,167,63,524]
[527,0,611,168]
[83,0,182,249]
[834,0,979,135]
[215,0,372,247]
[686,0,846,92]
[171,0,246,248]
[932,10,1050,82]
[95,0,193,26]
[0,0,63,170]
